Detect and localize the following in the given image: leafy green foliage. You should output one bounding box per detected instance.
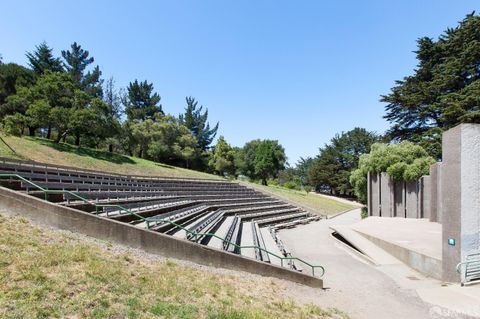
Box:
[25,42,63,75]
[208,136,236,176]
[180,97,219,151]
[126,115,198,167]
[0,41,223,173]
[62,42,103,98]
[382,13,480,158]
[308,128,379,195]
[125,80,162,121]
[350,141,436,204]
[0,63,36,106]
[236,139,286,185]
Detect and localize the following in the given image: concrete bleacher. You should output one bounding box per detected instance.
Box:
[0,157,321,270]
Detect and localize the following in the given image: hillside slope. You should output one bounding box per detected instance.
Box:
[0,213,348,319]
[0,135,356,215]
[240,182,357,216]
[0,135,222,179]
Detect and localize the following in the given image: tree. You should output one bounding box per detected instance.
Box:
[26,42,63,75]
[0,63,36,107]
[350,141,436,204]
[179,97,218,151]
[125,80,162,121]
[382,13,480,159]
[308,128,379,195]
[102,77,123,152]
[237,139,286,185]
[208,136,236,176]
[127,114,198,166]
[103,77,123,120]
[295,157,314,186]
[62,42,103,98]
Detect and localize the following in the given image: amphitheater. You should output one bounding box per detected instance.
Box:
[0,156,324,287]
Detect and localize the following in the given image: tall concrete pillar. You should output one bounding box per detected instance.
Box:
[380,172,394,217]
[421,176,431,220]
[367,171,372,216]
[393,181,405,218]
[405,181,419,218]
[429,164,439,223]
[441,124,480,282]
[370,172,380,216]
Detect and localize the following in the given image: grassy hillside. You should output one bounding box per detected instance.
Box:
[0,214,348,319]
[0,135,356,215]
[240,182,357,216]
[0,135,222,179]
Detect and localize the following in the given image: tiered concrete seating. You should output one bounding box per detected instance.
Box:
[0,157,320,267]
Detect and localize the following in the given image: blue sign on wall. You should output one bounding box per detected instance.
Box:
[448,238,456,246]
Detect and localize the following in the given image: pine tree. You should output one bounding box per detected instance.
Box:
[62,42,103,98]
[125,80,162,121]
[382,13,480,158]
[179,97,219,151]
[26,42,63,75]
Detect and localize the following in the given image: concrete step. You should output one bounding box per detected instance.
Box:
[240,221,256,259]
[259,227,284,267]
[207,216,234,250]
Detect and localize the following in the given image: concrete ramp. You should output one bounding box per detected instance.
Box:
[330,225,399,265]
[331,217,442,280]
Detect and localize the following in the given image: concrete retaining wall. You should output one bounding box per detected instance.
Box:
[357,231,442,280]
[365,124,480,283]
[0,186,323,288]
[368,172,425,220]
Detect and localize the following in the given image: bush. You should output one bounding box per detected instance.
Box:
[361,207,368,219]
[350,141,436,204]
[283,181,298,189]
[2,113,26,136]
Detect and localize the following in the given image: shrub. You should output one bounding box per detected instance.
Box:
[350,141,435,204]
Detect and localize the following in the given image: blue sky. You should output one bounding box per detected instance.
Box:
[0,1,478,164]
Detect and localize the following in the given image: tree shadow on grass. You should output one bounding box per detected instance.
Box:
[155,163,176,169]
[31,138,136,165]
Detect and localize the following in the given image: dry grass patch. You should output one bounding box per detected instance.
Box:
[0,214,348,319]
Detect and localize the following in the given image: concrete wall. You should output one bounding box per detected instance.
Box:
[405,181,419,219]
[393,181,405,218]
[441,124,480,282]
[0,186,323,288]
[420,176,431,220]
[441,125,463,282]
[368,172,422,219]
[357,231,442,280]
[369,172,380,216]
[380,172,394,217]
[365,124,480,283]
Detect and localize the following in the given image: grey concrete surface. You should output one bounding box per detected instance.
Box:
[350,217,442,279]
[421,176,431,220]
[441,124,480,282]
[380,172,394,217]
[429,164,439,223]
[0,186,322,288]
[406,181,419,219]
[279,209,462,319]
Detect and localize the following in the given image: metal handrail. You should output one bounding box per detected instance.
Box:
[0,173,325,277]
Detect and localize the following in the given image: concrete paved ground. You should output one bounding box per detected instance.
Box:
[279,209,479,319]
[350,217,442,260]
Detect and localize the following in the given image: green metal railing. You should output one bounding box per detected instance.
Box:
[0,173,325,277]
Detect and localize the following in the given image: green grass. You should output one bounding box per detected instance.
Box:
[0,214,348,319]
[0,135,356,216]
[0,135,223,179]
[240,182,357,216]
